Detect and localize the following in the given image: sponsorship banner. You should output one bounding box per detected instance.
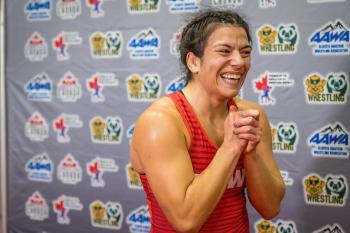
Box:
[5,0,350,232]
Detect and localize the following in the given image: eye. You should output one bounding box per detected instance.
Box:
[216,49,231,57]
[240,49,251,58]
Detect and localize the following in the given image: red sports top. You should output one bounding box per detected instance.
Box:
[140,91,249,233]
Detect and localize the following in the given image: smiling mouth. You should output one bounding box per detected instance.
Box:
[221,73,241,85]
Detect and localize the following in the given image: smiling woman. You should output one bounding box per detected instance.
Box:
[130,9,285,233]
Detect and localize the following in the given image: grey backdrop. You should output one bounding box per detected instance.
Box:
[5,0,350,232]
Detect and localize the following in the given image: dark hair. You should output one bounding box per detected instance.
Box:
[179,9,252,83]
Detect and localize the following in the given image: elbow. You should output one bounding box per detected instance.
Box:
[171,218,201,233]
[258,206,281,220]
[167,213,202,233]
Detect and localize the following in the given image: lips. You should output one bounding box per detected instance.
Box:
[220,73,241,85]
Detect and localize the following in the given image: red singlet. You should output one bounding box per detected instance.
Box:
[140,91,249,233]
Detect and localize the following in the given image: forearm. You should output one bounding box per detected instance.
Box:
[244,151,285,219]
[168,147,241,232]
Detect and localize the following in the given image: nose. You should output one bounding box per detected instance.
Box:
[229,51,244,68]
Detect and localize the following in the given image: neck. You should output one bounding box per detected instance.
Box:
[182,83,229,122]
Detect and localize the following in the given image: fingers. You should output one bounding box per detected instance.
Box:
[238,109,260,120]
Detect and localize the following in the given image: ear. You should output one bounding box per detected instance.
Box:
[186,52,200,74]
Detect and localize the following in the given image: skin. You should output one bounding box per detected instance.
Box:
[130,24,285,233]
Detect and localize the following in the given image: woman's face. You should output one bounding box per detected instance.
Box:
[193,24,252,99]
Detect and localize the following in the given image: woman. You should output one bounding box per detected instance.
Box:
[130,9,285,233]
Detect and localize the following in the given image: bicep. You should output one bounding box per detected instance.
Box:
[133,111,194,212]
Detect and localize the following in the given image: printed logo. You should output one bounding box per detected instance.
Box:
[86,157,119,187]
[126,73,162,101]
[253,72,294,105]
[255,219,298,233]
[25,72,52,101]
[25,32,48,61]
[170,28,182,57]
[86,73,119,102]
[53,114,83,143]
[165,76,186,94]
[281,170,294,186]
[304,73,348,104]
[303,173,348,206]
[52,31,82,61]
[257,23,299,54]
[57,72,82,102]
[90,31,123,58]
[307,0,346,3]
[128,28,160,59]
[227,169,245,189]
[308,122,349,158]
[127,0,160,14]
[259,0,276,8]
[25,153,53,182]
[86,0,104,17]
[126,124,135,143]
[90,116,124,144]
[57,154,83,185]
[25,191,49,221]
[271,122,299,153]
[56,0,82,20]
[127,0,161,13]
[313,223,345,233]
[166,0,200,13]
[126,163,143,189]
[90,200,123,229]
[24,0,52,21]
[53,195,83,224]
[211,0,243,8]
[25,112,49,141]
[127,206,151,233]
[309,20,350,55]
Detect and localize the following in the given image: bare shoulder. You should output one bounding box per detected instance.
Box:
[135,96,181,130]
[131,96,189,172]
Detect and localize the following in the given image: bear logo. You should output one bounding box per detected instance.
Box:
[258,26,277,45]
[278,24,298,46]
[256,220,276,233]
[327,74,348,96]
[326,176,347,199]
[304,175,324,196]
[144,74,160,95]
[105,31,122,50]
[105,202,122,224]
[306,74,326,95]
[106,116,122,140]
[91,117,107,138]
[276,221,296,233]
[91,33,107,51]
[128,75,144,96]
[91,201,106,222]
[277,124,297,145]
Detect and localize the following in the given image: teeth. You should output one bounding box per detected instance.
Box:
[221,73,241,80]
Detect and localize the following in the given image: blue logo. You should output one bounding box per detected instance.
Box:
[308,122,349,158]
[309,20,350,55]
[127,206,151,233]
[25,153,53,182]
[25,73,52,101]
[165,76,186,94]
[128,29,160,59]
[24,0,52,21]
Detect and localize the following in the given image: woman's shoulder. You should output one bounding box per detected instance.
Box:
[136,95,181,127]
